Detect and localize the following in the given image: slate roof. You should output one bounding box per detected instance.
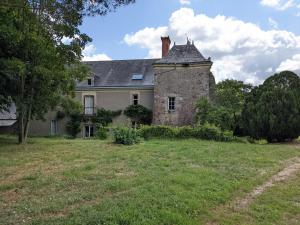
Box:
[155,42,211,64]
[77,59,158,89]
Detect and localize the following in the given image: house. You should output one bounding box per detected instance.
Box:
[27,36,215,137]
[0,105,17,134]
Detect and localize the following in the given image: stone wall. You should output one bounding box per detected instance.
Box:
[153,64,214,126]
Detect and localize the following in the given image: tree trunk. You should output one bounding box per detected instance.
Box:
[18,110,25,144]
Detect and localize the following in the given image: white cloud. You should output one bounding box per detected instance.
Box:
[123,8,300,84]
[180,0,191,5]
[82,44,111,61]
[277,54,300,72]
[260,0,296,10]
[268,17,279,29]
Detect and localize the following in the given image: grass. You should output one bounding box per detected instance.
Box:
[0,135,299,225]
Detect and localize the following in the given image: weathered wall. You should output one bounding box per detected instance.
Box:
[28,88,154,136]
[153,64,213,126]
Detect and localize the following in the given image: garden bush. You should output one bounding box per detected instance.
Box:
[95,124,108,140]
[139,124,236,142]
[139,125,178,139]
[113,127,140,145]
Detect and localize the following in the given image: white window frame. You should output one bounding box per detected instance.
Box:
[84,124,94,138]
[84,95,95,115]
[168,97,176,111]
[50,120,58,136]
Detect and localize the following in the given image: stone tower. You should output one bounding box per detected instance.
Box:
[153,37,215,126]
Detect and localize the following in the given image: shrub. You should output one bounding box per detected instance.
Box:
[124,104,152,126]
[92,108,122,126]
[95,124,108,140]
[113,127,140,145]
[139,125,177,139]
[66,113,82,138]
[176,126,195,138]
[139,124,236,142]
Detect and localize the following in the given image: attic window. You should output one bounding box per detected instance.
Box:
[132,74,143,80]
[87,78,92,86]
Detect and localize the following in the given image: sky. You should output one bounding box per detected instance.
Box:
[79,0,300,84]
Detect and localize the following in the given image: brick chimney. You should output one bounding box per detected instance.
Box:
[161,36,171,58]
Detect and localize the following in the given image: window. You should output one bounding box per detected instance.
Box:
[84,95,94,115]
[87,78,92,85]
[50,120,58,136]
[132,74,143,80]
[132,94,139,105]
[168,97,176,111]
[85,125,94,138]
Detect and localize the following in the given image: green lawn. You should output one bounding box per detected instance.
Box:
[0,136,299,225]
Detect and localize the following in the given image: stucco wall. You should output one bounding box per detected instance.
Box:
[153,64,213,126]
[28,88,154,136]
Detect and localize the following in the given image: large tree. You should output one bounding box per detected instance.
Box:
[0,0,135,143]
[242,71,300,142]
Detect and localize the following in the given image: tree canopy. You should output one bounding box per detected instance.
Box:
[242,71,300,142]
[0,0,135,143]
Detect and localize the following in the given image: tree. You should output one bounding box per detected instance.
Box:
[242,71,300,142]
[215,79,252,134]
[92,108,122,126]
[124,104,152,127]
[0,0,135,143]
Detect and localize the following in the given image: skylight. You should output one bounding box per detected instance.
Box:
[132,74,143,80]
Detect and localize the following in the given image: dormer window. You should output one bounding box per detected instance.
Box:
[132,74,143,80]
[87,78,92,86]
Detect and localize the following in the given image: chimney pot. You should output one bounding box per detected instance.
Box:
[161,36,171,58]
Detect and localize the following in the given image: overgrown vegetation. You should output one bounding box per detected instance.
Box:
[124,104,152,127]
[195,72,300,142]
[242,71,300,142]
[139,124,236,142]
[113,127,140,145]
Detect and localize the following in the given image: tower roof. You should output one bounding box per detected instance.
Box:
[155,41,211,65]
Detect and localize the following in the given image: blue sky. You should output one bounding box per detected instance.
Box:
[80,0,300,84]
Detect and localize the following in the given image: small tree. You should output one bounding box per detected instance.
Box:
[195,97,212,125]
[92,108,122,126]
[242,71,300,142]
[124,104,152,128]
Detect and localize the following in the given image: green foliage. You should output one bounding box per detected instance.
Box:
[66,113,82,138]
[195,98,234,131]
[56,111,65,120]
[92,108,122,127]
[124,104,152,125]
[0,0,135,143]
[113,127,140,145]
[195,97,212,125]
[216,79,252,113]
[139,125,178,139]
[95,124,108,140]
[242,71,300,142]
[196,80,252,135]
[139,125,236,142]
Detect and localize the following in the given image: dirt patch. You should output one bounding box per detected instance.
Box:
[205,156,300,225]
[234,157,300,209]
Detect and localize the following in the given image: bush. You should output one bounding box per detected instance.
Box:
[95,124,108,140]
[124,104,152,126]
[66,113,82,138]
[92,108,122,126]
[113,127,140,145]
[139,124,236,142]
[139,125,177,139]
[176,126,195,138]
